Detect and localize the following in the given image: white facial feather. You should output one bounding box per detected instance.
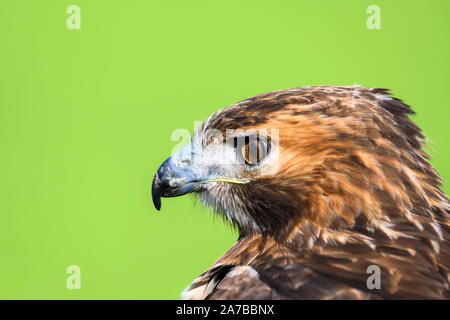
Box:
[189,124,260,230]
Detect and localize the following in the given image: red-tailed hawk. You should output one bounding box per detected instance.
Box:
[152,85,450,299]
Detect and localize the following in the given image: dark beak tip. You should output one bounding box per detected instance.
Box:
[153,197,161,211]
[152,189,162,211]
[151,173,162,211]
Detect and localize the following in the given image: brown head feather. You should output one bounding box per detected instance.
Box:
[201,86,448,239]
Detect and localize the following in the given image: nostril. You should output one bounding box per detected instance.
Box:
[181,158,191,166]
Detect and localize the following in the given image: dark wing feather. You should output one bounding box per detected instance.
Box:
[205,260,377,300]
[188,218,449,300]
[185,213,449,299]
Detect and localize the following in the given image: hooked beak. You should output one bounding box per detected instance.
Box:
[151,154,199,211]
[151,144,250,211]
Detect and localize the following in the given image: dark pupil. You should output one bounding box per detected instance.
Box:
[233,136,268,165]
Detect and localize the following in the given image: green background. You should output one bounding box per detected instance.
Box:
[0,0,449,299]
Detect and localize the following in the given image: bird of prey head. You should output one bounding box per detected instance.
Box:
[152,85,450,299]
